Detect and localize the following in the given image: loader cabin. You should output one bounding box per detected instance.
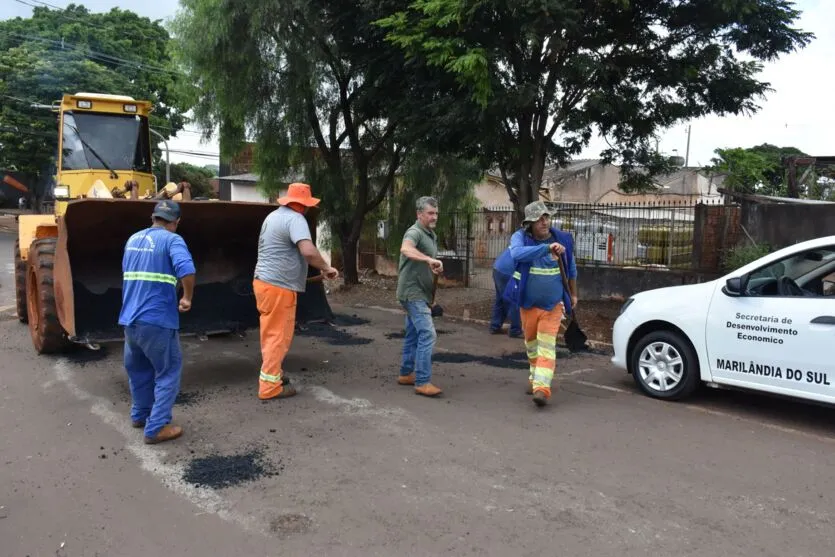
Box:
[53,93,155,213]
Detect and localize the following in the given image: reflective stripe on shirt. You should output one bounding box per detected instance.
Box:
[123,271,177,286]
[530,267,560,276]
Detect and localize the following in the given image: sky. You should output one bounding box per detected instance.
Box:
[2,0,833,174]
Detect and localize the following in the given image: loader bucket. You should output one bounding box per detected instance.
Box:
[55,199,334,344]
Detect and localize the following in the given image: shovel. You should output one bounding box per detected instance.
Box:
[555,253,589,352]
[430,273,444,317]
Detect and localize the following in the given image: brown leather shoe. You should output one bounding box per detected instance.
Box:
[398,373,416,386]
[415,383,442,397]
[144,424,183,445]
[532,389,549,407]
[262,384,298,401]
[132,420,145,429]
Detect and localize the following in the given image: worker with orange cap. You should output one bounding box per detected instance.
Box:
[253,183,339,400]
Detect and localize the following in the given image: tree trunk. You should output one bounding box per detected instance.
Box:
[340,233,360,285]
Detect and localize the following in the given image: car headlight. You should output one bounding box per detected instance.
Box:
[619,297,634,315]
[53,185,70,199]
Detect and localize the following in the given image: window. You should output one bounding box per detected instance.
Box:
[61,111,152,173]
[745,246,835,297]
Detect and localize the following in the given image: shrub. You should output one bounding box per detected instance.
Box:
[722,243,771,272]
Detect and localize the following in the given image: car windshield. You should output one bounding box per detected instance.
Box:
[61,111,151,173]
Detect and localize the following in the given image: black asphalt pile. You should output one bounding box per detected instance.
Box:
[182,450,282,490]
[435,346,577,370]
[175,391,205,406]
[435,351,528,370]
[296,322,373,346]
[332,313,371,326]
[385,329,451,340]
[64,344,110,367]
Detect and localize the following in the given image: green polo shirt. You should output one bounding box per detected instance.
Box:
[396,221,438,303]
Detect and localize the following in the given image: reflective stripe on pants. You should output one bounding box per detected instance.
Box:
[253,279,298,400]
[520,304,564,397]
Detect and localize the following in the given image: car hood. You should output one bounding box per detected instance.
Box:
[630,279,719,306]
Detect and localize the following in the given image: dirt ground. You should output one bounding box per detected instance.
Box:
[326,271,621,345]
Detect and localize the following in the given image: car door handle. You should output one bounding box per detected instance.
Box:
[811,316,835,325]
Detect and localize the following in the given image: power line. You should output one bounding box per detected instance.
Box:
[12,0,156,45]
[0,30,185,77]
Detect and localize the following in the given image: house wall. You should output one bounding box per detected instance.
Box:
[741,202,835,249]
[549,164,725,204]
[549,164,622,203]
[474,178,512,208]
[230,182,269,203]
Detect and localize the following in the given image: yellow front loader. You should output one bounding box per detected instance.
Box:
[14,92,332,353]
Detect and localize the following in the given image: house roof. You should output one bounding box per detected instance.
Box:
[542,159,604,183]
[217,172,259,183]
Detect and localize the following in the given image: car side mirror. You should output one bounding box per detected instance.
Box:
[724,276,745,297]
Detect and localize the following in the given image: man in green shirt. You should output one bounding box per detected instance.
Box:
[397,196,444,397]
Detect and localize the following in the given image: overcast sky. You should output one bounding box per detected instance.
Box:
[3,0,832,174]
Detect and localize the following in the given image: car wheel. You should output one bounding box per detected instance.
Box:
[629,330,699,401]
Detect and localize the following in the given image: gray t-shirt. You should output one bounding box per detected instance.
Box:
[254,206,312,292]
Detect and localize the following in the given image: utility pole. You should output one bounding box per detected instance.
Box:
[684,124,692,167]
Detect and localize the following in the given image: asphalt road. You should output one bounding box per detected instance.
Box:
[3,230,835,556]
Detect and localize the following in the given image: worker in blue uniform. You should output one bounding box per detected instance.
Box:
[118,200,196,445]
[490,247,523,338]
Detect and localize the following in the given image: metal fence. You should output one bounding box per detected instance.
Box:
[441,200,720,289]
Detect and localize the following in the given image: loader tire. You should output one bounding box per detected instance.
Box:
[25,238,70,354]
[14,239,28,324]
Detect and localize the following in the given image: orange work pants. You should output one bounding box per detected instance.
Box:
[253,279,297,400]
[520,304,564,398]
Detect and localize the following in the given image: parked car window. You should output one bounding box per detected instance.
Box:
[745,246,835,297]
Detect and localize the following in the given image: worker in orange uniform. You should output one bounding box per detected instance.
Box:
[505,201,578,407]
[253,183,339,400]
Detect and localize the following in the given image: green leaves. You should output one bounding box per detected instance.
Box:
[375,0,814,208]
[0,5,191,184]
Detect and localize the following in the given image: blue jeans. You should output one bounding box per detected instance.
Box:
[490,269,522,336]
[399,300,437,386]
[123,323,183,438]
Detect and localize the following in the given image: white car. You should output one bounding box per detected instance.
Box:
[612,235,835,404]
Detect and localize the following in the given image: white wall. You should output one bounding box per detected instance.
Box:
[230,182,270,203]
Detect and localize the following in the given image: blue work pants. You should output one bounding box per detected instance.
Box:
[490,269,522,336]
[123,323,183,438]
[399,300,437,386]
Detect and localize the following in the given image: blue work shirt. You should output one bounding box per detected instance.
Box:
[118,226,196,330]
[493,247,516,276]
[509,227,578,311]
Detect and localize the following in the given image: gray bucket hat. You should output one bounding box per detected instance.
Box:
[522,200,550,224]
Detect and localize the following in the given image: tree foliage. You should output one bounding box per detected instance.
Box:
[376,0,814,213]
[153,161,217,198]
[172,0,468,283]
[0,4,192,202]
[707,143,808,197]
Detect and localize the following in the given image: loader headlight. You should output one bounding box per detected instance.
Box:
[123,104,137,113]
[76,100,92,109]
[53,185,70,199]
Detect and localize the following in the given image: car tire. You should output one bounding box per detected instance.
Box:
[629,329,700,401]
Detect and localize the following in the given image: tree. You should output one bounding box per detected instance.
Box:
[707,147,779,195]
[153,161,217,198]
[376,0,813,214]
[172,0,460,284]
[0,4,193,208]
[707,143,809,196]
